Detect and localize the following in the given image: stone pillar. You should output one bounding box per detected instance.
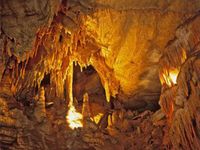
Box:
[34,87,46,123]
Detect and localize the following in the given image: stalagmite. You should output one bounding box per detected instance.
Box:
[82,93,91,119]
[66,60,83,129]
[34,87,46,123]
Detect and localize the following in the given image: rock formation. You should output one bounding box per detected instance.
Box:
[0,0,200,149]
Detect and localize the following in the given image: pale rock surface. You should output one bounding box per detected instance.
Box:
[80,0,200,102]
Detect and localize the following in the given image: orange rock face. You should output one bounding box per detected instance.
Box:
[0,0,200,149]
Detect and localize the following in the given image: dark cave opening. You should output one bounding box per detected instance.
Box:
[73,64,107,106]
[72,64,108,123]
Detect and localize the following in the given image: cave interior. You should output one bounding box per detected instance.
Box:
[1,0,200,149]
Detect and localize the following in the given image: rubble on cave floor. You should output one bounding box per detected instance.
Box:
[0,59,167,150]
[45,102,168,150]
[48,105,168,150]
[0,90,167,149]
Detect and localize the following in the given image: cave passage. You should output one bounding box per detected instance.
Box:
[0,0,200,149]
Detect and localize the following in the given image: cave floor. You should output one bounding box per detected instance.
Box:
[0,93,169,150]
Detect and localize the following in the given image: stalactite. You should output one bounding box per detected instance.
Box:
[90,53,119,101]
[104,81,111,102]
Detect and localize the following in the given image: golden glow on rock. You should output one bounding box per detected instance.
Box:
[160,49,187,87]
[66,61,83,129]
[160,68,179,87]
[169,69,179,85]
[104,81,110,102]
[181,49,187,63]
[91,113,103,124]
[67,105,83,129]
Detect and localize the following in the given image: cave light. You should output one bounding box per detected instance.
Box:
[160,68,179,87]
[168,69,179,85]
[91,113,104,124]
[160,48,187,87]
[66,61,83,129]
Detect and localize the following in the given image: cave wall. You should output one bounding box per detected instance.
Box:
[80,0,200,106]
[0,0,60,60]
[1,0,200,103]
[82,0,199,95]
[0,0,200,149]
[159,13,200,149]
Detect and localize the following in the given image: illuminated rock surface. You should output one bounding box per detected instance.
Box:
[0,0,200,149]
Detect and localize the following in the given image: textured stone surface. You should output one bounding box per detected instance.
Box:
[0,0,59,59]
[0,0,60,94]
[1,0,200,103]
[0,0,200,149]
[81,0,200,101]
[160,55,200,149]
[159,12,200,149]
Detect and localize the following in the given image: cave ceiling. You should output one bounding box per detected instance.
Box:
[1,0,200,103]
